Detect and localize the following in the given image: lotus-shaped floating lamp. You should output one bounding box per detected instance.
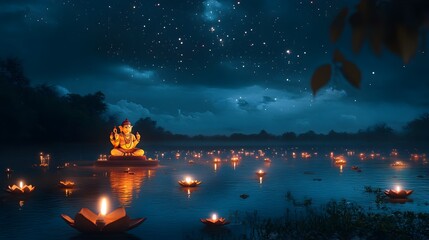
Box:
[6,181,35,194]
[61,197,146,233]
[256,169,266,177]
[178,176,201,187]
[58,181,75,189]
[391,161,407,167]
[201,213,230,226]
[334,156,347,165]
[384,186,413,199]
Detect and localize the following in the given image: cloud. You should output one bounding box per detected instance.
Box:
[107,100,151,124]
[202,0,225,21]
[54,85,70,96]
[118,65,155,80]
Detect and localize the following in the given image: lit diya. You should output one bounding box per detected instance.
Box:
[5,168,13,174]
[200,213,230,226]
[334,156,347,165]
[256,169,266,177]
[58,181,76,189]
[6,181,35,194]
[178,176,201,187]
[61,197,146,233]
[391,161,407,167]
[384,186,413,199]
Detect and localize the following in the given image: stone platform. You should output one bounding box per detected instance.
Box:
[95,155,159,167]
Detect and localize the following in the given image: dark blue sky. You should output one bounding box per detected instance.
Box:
[1,0,428,135]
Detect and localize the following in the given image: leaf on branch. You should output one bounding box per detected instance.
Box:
[368,21,384,56]
[397,25,418,64]
[333,49,346,63]
[341,60,361,89]
[311,64,332,95]
[330,7,348,43]
[350,12,365,53]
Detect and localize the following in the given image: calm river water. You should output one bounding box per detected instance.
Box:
[0,143,428,239]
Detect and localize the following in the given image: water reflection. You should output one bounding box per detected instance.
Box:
[64,189,73,197]
[232,162,237,170]
[182,187,198,199]
[109,169,156,206]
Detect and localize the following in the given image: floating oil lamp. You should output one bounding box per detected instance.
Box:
[188,159,195,164]
[178,176,201,187]
[123,168,130,173]
[200,213,230,226]
[58,181,76,189]
[256,169,266,177]
[7,181,35,194]
[384,185,413,199]
[231,156,239,162]
[391,161,407,167]
[39,152,50,167]
[5,168,13,174]
[61,197,146,233]
[334,156,347,165]
[264,157,271,163]
[213,158,221,163]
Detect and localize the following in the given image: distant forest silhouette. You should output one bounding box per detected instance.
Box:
[1,58,428,144]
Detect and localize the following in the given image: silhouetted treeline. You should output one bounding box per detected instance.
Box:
[1,57,428,144]
[0,58,111,143]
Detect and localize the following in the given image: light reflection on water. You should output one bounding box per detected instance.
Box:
[0,146,428,239]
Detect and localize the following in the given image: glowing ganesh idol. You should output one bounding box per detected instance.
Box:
[7,181,35,194]
[61,197,146,233]
[95,119,158,167]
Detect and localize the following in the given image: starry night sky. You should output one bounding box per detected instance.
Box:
[1,0,428,135]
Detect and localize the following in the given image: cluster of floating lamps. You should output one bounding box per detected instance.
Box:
[4,147,420,234]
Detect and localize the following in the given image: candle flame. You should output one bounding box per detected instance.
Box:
[185,177,192,184]
[19,181,23,189]
[100,197,108,216]
[396,186,401,192]
[211,213,218,221]
[258,169,263,173]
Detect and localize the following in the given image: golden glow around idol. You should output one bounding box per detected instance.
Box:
[100,197,108,216]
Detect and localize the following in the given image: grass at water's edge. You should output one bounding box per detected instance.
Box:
[186,198,429,240]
